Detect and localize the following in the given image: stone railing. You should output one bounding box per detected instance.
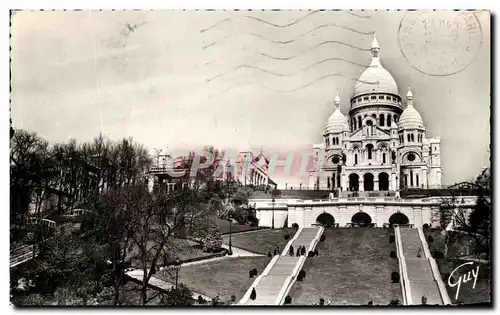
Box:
[276,227,324,305]
[281,227,303,256]
[395,226,413,305]
[417,227,451,305]
[238,254,280,305]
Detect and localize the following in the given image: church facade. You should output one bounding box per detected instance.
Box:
[308,36,442,194]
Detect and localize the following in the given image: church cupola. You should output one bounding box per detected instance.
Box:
[398,87,425,131]
[325,90,349,135]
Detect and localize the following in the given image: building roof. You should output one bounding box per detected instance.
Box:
[353,35,399,97]
[398,88,425,130]
[325,91,349,134]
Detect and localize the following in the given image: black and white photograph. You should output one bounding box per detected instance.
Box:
[9,8,491,307]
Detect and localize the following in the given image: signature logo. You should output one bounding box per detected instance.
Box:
[448,262,480,300]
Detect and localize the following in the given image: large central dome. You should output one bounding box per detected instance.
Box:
[352,36,399,97]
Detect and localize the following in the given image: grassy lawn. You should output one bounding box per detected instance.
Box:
[127,238,217,268]
[222,228,297,255]
[423,228,491,304]
[288,228,401,306]
[214,218,262,234]
[156,256,272,303]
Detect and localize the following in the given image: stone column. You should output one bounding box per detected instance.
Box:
[374,179,379,191]
[359,179,364,191]
[422,168,428,189]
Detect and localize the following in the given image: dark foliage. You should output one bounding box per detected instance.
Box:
[307,251,315,257]
[391,272,400,283]
[389,235,395,243]
[314,249,318,256]
[319,298,324,306]
[390,251,397,259]
[427,235,434,243]
[284,234,290,240]
[297,269,306,281]
[433,251,444,259]
[292,223,299,229]
[388,299,401,306]
[320,234,325,242]
[267,252,272,257]
[284,295,292,304]
[422,223,430,229]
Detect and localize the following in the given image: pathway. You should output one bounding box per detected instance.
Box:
[399,228,443,305]
[240,227,322,305]
[126,269,212,301]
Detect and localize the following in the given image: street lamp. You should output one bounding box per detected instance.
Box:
[228,214,233,255]
[172,258,181,290]
[271,197,275,229]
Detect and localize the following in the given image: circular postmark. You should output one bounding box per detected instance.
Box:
[398,11,483,76]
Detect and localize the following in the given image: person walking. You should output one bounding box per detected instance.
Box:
[421,295,427,305]
[417,248,422,258]
[302,246,306,256]
[250,287,257,301]
[289,245,294,256]
[296,246,301,256]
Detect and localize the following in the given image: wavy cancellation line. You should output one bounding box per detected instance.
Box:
[203,41,370,70]
[206,58,371,83]
[200,10,371,34]
[208,73,379,98]
[201,24,374,50]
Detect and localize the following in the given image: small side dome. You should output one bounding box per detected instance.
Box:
[399,87,425,130]
[325,91,349,134]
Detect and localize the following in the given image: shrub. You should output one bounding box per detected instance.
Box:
[197,295,207,305]
[284,295,292,304]
[297,269,306,281]
[252,268,258,276]
[367,300,373,306]
[390,251,397,259]
[165,284,194,306]
[391,272,400,283]
[230,295,236,302]
[249,270,254,278]
[320,234,325,242]
[433,251,444,259]
[389,235,395,243]
[422,223,430,229]
[284,234,290,240]
[292,223,299,229]
[388,299,401,306]
[314,249,318,256]
[307,251,315,257]
[267,252,272,257]
[427,235,434,243]
[319,298,325,306]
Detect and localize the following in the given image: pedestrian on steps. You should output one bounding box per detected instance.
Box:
[250,288,257,301]
[277,246,280,254]
[421,295,427,305]
[273,248,277,256]
[417,248,422,258]
[301,246,306,256]
[296,246,301,256]
[289,245,294,256]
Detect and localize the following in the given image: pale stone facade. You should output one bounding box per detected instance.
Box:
[308,36,442,193]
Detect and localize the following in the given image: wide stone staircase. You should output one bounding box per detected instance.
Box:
[239,227,322,305]
[399,228,444,305]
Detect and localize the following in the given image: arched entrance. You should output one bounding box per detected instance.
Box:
[349,173,359,191]
[379,172,390,191]
[351,212,372,227]
[316,213,335,227]
[364,173,374,191]
[389,212,410,226]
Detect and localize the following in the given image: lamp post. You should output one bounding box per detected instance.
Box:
[228,214,233,255]
[271,197,275,229]
[173,258,181,290]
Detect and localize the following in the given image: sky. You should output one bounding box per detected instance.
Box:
[10,10,490,187]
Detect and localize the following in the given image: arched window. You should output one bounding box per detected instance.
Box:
[380,114,385,127]
[353,119,357,130]
[358,116,362,128]
[383,153,386,164]
[416,174,420,187]
[387,114,392,126]
[411,134,415,142]
[410,171,414,186]
[407,134,411,142]
[367,144,374,160]
[354,154,358,165]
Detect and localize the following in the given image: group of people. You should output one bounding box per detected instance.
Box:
[289,245,307,256]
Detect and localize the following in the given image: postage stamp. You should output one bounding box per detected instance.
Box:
[398,11,483,76]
